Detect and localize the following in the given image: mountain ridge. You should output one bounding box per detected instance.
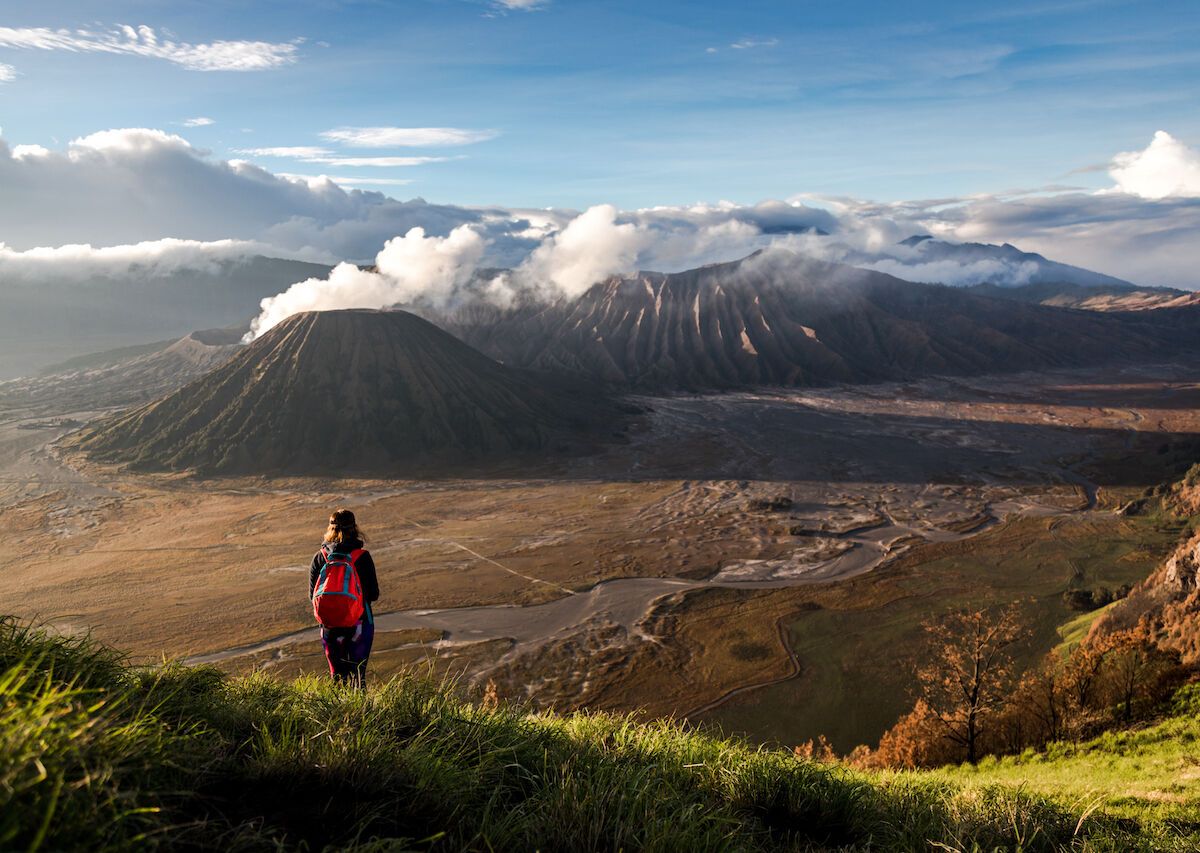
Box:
[433,250,1200,391]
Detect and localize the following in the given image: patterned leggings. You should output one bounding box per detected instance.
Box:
[320,620,375,688]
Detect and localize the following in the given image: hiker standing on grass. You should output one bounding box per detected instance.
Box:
[309,508,379,688]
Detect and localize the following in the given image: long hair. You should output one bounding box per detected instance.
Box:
[323,507,366,545]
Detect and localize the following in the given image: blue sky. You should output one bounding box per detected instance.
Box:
[2,0,1198,209]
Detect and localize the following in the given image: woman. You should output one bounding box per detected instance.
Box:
[309,508,380,688]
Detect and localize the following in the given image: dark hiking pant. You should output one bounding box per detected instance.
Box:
[320,620,374,688]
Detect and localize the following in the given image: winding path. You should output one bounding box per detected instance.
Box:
[686,617,803,717]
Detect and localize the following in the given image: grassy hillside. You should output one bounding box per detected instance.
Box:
[931,684,1200,836]
[1,618,1194,852]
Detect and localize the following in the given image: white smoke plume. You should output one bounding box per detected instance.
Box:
[515,204,647,298]
[247,225,486,338]
[244,203,814,337]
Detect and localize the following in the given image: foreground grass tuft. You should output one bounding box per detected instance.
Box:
[0,617,1184,851]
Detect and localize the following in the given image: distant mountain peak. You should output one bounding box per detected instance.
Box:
[877,237,1134,289]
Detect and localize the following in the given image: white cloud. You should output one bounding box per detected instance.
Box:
[278,173,415,187]
[328,177,415,187]
[491,0,550,10]
[0,127,505,259]
[236,146,334,158]
[73,127,196,155]
[0,62,16,82]
[0,25,299,71]
[861,257,1041,287]
[248,225,486,337]
[302,155,449,167]
[182,116,215,127]
[1107,130,1200,199]
[730,37,779,50]
[320,126,499,147]
[71,127,192,154]
[0,237,312,282]
[10,143,49,159]
[236,146,447,167]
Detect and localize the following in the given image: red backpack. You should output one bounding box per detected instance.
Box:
[312,546,366,628]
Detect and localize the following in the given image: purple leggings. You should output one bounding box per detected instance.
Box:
[320,620,375,688]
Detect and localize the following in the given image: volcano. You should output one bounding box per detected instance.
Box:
[69,309,623,474]
[440,251,1200,390]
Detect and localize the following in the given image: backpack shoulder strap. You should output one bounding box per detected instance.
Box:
[348,548,364,564]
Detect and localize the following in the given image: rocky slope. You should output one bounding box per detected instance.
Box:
[966,281,1200,312]
[439,250,1200,390]
[0,328,244,413]
[68,309,623,475]
[1092,468,1200,663]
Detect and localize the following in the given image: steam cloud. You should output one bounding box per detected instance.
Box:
[244,203,823,338]
[516,204,646,298]
[248,226,487,338]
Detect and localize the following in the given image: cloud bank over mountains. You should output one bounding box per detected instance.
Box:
[2,126,1198,333]
[0,238,316,286]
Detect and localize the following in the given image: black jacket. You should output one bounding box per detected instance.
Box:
[309,538,380,616]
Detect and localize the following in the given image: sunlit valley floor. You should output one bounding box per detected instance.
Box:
[3,361,1198,754]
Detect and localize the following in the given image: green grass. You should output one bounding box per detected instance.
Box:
[1054,604,1114,653]
[0,617,1182,852]
[930,687,1200,848]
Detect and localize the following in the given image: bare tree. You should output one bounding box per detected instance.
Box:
[1061,640,1107,717]
[915,602,1029,764]
[1100,630,1182,723]
[1007,653,1067,749]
